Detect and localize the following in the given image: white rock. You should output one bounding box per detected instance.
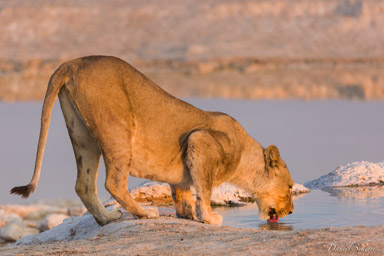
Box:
[0,221,38,242]
[0,223,24,242]
[67,206,86,216]
[209,183,252,205]
[16,205,150,245]
[16,215,98,245]
[23,220,40,229]
[23,227,39,238]
[39,214,70,232]
[130,181,172,203]
[0,204,67,219]
[291,183,310,195]
[130,181,251,206]
[305,161,384,189]
[131,181,308,206]
[16,201,179,246]
[24,207,68,221]
[0,210,22,229]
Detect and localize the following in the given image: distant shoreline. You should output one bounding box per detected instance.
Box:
[2,0,384,102]
[1,57,384,102]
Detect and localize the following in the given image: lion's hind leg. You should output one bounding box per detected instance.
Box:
[104,159,159,219]
[170,185,197,220]
[59,89,122,225]
[102,135,159,219]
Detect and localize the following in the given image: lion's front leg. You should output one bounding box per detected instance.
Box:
[185,130,225,226]
[170,184,197,220]
[194,186,223,226]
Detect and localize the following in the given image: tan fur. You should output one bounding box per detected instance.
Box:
[11,56,294,225]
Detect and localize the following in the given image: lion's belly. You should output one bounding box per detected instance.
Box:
[129,144,188,185]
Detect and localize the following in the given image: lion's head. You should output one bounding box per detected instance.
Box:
[254,145,294,221]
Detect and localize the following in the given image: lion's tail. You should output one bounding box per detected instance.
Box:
[10,63,69,198]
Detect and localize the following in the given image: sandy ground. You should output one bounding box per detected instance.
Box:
[1,216,382,256]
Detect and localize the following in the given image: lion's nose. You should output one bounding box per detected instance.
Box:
[288,210,293,215]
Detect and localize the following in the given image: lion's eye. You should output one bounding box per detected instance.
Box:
[288,185,293,189]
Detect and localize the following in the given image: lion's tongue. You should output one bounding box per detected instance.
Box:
[267,215,279,223]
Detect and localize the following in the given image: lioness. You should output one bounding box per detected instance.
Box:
[11,56,294,225]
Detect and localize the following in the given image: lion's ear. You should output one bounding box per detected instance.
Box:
[264,145,281,168]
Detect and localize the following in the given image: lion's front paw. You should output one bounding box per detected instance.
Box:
[145,207,159,219]
[203,212,223,226]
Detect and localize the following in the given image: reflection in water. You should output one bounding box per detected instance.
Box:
[292,193,310,201]
[323,185,384,199]
[216,189,384,230]
[258,222,293,231]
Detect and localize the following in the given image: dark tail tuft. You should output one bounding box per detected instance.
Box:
[10,184,35,198]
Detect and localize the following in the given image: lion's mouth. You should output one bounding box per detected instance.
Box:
[267,208,279,223]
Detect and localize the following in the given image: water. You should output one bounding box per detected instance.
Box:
[1,99,384,229]
[216,186,384,230]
